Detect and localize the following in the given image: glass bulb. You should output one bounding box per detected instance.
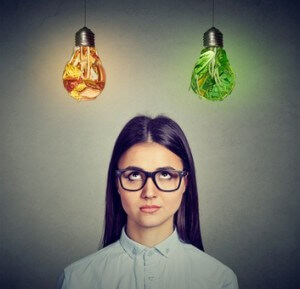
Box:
[190,27,235,101]
[63,27,106,102]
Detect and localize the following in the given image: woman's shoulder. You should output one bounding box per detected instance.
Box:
[178,242,238,286]
[180,242,223,264]
[64,240,122,275]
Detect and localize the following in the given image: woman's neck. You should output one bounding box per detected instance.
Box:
[125,221,174,247]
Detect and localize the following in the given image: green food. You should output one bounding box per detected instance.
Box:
[190,47,235,101]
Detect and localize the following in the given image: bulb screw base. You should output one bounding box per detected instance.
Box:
[203,27,223,47]
[75,26,95,47]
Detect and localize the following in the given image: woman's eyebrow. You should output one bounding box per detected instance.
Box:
[123,166,143,170]
[156,166,176,171]
[122,166,177,171]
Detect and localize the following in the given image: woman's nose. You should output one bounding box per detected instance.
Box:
[141,177,158,198]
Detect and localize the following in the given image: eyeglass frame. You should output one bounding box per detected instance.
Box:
[115,168,188,192]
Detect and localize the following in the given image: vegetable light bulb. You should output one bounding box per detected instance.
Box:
[63,27,106,101]
[190,27,235,101]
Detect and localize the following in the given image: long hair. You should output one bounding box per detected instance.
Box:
[100,115,204,251]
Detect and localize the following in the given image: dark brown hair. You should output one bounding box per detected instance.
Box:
[100,115,204,251]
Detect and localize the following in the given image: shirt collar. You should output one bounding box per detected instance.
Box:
[119,227,182,259]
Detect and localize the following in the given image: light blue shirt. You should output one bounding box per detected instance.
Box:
[56,227,238,289]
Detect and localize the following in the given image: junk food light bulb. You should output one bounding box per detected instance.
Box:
[190,27,235,101]
[62,27,106,101]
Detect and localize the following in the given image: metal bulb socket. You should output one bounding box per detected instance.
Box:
[203,27,223,47]
[75,26,95,47]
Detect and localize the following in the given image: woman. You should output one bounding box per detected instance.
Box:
[56,115,238,289]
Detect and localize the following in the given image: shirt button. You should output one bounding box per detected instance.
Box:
[132,248,137,255]
[148,251,153,257]
[148,276,154,281]
[166,248,170,254]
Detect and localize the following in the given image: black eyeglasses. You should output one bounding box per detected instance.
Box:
[116,168,188,192]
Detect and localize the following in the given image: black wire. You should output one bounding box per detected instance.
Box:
[84,0,87,27]
[212,0,214,27]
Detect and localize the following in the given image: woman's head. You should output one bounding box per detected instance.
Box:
[101,115,204,250]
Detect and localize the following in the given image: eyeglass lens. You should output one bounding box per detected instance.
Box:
[120,170,182,191]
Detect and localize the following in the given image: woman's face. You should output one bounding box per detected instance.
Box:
[117,142,187,233]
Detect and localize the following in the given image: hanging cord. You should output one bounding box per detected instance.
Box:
[212,0,215,27]
[84,0,87,27]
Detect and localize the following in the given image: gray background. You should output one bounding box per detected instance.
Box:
[0,0,299,288]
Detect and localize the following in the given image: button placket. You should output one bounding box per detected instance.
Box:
[133,252,145,289]
[143,250,158,289]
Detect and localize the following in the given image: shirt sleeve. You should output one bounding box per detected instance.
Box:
[222,270,239,289]
[55,271,66,289]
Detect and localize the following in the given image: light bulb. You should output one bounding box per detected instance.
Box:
[190,27,235,101]
[63,27,106,101]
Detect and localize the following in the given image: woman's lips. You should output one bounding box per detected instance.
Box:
[140,205,161,213]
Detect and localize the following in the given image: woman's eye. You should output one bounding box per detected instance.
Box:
[128,172,142,181]
[159,171,172,179]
